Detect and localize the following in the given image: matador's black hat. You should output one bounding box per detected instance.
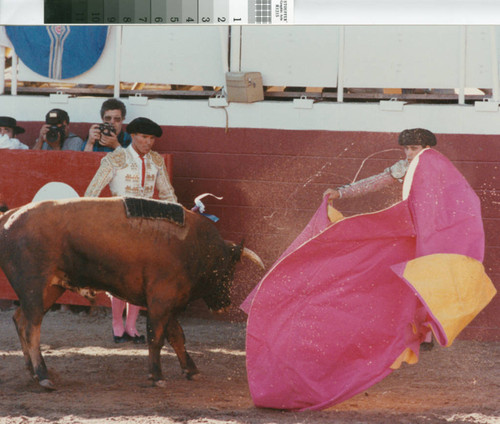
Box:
[398,128,437,147]
[126,117,162,137]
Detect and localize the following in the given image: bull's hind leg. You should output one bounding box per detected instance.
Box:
[145,311,168,386]
[12,307,35,376]
[165,317,199,380]
[14,283,64,390]
[13,305,53,389]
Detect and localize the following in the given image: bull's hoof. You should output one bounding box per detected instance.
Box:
[183,370,201,381]
[39,379,56,391]
[153,379,168,388]
[189,373,201,381]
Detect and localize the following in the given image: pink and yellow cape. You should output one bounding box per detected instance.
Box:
[243,149,496,411]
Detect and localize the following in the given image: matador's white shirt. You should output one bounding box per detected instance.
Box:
[85,144,177,202]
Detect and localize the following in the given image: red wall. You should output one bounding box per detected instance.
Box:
[3,123,500,340]
[161,127,499,341]
[0,149,172,307]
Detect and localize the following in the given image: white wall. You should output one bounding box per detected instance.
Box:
[238,26,339,87]
[120,25,228,85]
[4,24,500,136]
[6,25,500,92]
[3,93,500,135]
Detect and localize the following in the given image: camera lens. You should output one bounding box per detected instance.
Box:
[46,126,59,143]
[46,125,64,143]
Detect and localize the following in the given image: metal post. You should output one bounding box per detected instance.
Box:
[337,26,345,103]
[11,50,18,96]
[490,26,499,102]
[458,26,466,105]
[0,46,5,95]
[219,26,229,75]
[113,26,122,98]
[228,25,243,73]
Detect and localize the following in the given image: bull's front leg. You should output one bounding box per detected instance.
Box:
[165,317,199,380]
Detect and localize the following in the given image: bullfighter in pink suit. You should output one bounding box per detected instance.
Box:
[243,129,496,411]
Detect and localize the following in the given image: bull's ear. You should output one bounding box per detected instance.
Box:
[226,239,265,269]
[228,240,244,263]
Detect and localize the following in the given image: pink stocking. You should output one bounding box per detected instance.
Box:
[111,297,126,336]
[125,304,141,337]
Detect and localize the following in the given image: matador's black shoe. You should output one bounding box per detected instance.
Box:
[129,334,146,344]
[113,332,131,344]
[421,340,435,351]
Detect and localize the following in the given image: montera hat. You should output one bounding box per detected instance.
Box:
[127,117,162,137]
[0,116,25,134]
[398,128,437,147]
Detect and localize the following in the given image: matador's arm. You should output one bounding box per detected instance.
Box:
[337,159,408,199]
[151,152,178,203]
[84,156,114,197]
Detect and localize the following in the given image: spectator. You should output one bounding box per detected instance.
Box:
[0,116,29,150]
[32,109,85,151]
[83,98,131,152]
[85,117,177,344]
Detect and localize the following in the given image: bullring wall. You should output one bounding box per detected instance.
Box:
[1,123,498,340]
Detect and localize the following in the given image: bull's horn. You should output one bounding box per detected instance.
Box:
[242,247,265,270]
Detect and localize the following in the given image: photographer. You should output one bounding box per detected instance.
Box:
[83,98,131,152]
[33,109,85,151]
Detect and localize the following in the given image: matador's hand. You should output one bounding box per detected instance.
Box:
[323,188,340,204]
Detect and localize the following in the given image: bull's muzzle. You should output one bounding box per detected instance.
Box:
[213,306,231,314]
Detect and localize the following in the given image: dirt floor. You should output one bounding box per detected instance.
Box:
[0,307,499,424]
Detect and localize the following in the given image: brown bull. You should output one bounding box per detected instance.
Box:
[0,197,264,390]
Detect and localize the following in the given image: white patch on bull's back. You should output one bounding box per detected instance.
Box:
[3,199,80,231]
[3,204,35,230]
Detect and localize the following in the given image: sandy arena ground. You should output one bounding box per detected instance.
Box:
[0,307,499,424]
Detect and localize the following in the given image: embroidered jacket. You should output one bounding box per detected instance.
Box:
[337,159,409,199]
[85,145,177,202]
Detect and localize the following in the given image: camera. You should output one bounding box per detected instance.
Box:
[46,125,65,143]
[98,122,116,138]
[96,122,116,145]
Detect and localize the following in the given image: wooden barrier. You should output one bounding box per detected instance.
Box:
[0,150,173,306]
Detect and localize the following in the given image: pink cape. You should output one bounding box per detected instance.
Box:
[245,149,492,411]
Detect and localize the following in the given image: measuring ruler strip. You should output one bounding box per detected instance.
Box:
[44,0,293,24]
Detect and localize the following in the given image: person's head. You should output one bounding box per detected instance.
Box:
[127,117,162,156]
[398,128,437,162]
[100,98,126,135]
[45,109,70,144]
[0,116,25,138]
